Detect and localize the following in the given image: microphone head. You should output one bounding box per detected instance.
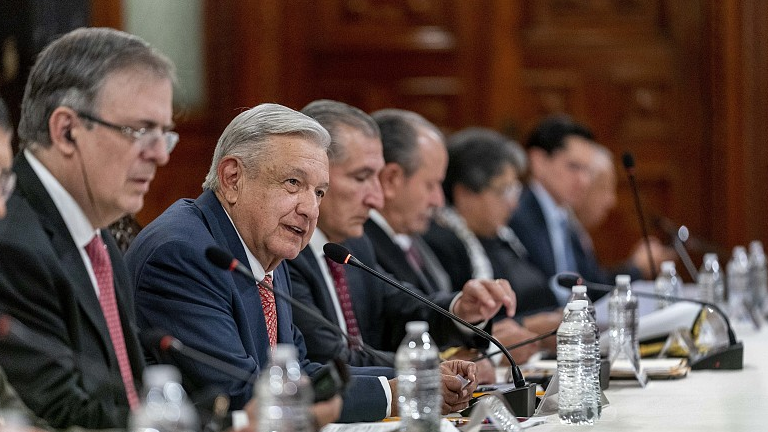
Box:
[140,328,180,353]
[323,243,351,264]
[622,152,635,170]
[677,225,690,242]
[556,272,582,289]
[206,246,234,270]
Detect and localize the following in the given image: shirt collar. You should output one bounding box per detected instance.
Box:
[530,180,570,224]
[221,203,270,282]
[368,210,412,251]
[24,150,98,248]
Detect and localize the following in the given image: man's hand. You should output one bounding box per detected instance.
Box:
[454,278,516,323]
[440,360,478,414]
[493,318,543,364]
[310,395,343,429]
[629,237,677,279]
[520,311,563,353]
[444,348,496,384]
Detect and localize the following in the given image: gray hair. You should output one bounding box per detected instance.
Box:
[371,108,445,177]
[18,27,176,150]
[300,99,380,163]
[444,127,525,204]
[202,103,331,191]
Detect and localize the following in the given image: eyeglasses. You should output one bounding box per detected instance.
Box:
[1,168,16,203]
[489,182,522,202]
[76,112,179,154]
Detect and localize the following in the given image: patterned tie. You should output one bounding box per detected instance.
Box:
[324,257,362,348]
[259,275,278,348]
[85,235,139,410]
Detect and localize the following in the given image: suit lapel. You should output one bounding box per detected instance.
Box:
[13,155,114,362]
[364,220,436,294]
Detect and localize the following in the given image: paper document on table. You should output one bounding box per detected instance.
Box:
[321,418,461,432]
[611,357,689,379]
[522,357,689,380]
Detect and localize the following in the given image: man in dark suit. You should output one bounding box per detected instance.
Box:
[509,116,641,309]
[289,101,513,379]
[0,28,176,429]
[125,103,477,422]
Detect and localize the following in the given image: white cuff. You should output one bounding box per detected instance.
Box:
[449,292,489,335]
[378,376,392,417]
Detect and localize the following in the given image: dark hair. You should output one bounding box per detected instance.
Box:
[444,127,523,204]
[526,115,594,155]
[301,99,380,163]
[0,97,10,133]
[18,27,175,150]
[371,108,445,177]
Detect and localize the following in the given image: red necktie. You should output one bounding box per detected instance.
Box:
[85,235,139,410]
[259,275,278,348]
[325,257,362,348]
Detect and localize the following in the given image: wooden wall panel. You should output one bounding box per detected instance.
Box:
[84,0,766,268]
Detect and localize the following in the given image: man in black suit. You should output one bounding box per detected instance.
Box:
[0,28,176,429]
[289,100,509,396]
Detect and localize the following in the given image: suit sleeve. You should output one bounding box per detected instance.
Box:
[286,256,395,367]
[130,239,260,410]
[0,242,130,429]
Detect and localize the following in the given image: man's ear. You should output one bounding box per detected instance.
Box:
[218,156,243,204]
[378,162,405,200]
[48,107,79,156]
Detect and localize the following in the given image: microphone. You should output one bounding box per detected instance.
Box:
[622,152,657,280]
[204,246,394,367]
[556,273,743,370]
[323,243,536,417]
[323,243,527,386]
[140,328,257,385]
[673,225,699,282]
[469,327,559,362]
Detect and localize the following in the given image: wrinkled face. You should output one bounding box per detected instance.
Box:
[71,69,174,224]
[230,136,329,268]
[0,128,12,219]
[459,164,520,238]
[382,127,447,235]
[532,135,595,207]
[318,125,384,243]
[575,159,617,229]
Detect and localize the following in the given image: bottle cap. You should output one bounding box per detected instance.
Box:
[750,240,764,256]
[570,300,588,311]
[572,285,587,294]
[615,274,631,285]
[661,261,676,273]
[703,253,718,263]
[143,364,182,388]
[271,344,299,363]
[405,321,429,334]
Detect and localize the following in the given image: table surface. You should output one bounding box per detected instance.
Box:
[527,324,768,432]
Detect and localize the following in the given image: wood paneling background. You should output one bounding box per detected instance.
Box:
[87,0,766,274]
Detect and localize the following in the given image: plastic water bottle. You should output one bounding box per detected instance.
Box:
[749,241,768,314]
[567,284,595,319]
[727,246,750,321]
[567,286,601,404]
[608,275,640,366]
[395,321,442,432]
[655,261,682,309]
[557,301,599,425]
[698,253,724,304]
[255,344,314,432]
[129,365,199,432]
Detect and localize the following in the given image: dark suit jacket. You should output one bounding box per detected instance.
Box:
[124,190,391,422]
[287,235,409,367]
[0,155,143,429]
[423,221,557,317]
[509,187,627,298]
[363,220,490,349]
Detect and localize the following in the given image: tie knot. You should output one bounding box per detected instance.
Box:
[261,274,273,289]
[85,235,107,262]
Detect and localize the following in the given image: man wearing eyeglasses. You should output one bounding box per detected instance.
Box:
[0,28,175,430]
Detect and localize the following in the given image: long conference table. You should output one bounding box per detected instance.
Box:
[527,325,768,431]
